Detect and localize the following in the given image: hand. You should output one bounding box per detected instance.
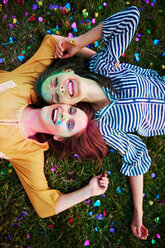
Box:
[130,211,148,240]
[55,37,81,59]
[115,60,121,68]
[88,173,109,197]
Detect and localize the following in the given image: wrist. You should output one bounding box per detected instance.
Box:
[87,184,96,198]
[133,208,143,216]
[76,36,87,49]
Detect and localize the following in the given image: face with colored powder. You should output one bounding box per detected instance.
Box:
[39,104,88,139]
[41,70,85,105]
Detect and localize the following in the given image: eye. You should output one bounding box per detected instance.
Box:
[56,94,60,103]
[69,106,76,115]
[67,120,75,131]
[52,78,58,87]
[53,93,60,103]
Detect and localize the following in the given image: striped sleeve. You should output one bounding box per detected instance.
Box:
[102,6,140,61]
[89,6,140,71]
[102,131,151,176]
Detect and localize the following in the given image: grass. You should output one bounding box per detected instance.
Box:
[0,0,165,247]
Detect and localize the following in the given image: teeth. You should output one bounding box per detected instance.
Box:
[68,81,73,96]
[53,109,57,123]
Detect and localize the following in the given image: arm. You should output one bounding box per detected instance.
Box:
[11,154,108,217]
[55,6,140,60]
[55,23,103,59]
[102,131,150,239]
[129,175,148,240]
[74,23,103,48]
[76,47,96,58]
[56,174,108,213]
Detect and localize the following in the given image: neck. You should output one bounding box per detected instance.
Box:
[80,77,111,111]
[91,98,111,112]
[20,107,42,138]
[80,77,110,107]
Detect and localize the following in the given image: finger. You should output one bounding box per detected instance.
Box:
[101,177,109,183]
[58,40,64,51]
[99,183,107,188]
[131,225,140,237]
[55,50,63,59]
[141,228,147,237]
[99,180,108,185]
[55,49,61,58]
[99,181,108,188]
[131,226,145,240]
[131,225,137,237]
[140,230,148,240]
[141,229,147,237]
[101,177,108,180]
[56,46,64,56]
[136,226,141,237]
[141,225,149,236]
[55,51,61,59]
[96,173,103,179]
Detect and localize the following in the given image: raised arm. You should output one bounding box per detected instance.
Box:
[55,6,140,61]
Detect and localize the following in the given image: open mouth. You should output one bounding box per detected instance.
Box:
[52,108,58,124]
[67,80,74,97]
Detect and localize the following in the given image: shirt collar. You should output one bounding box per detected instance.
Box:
[95,101,116,121]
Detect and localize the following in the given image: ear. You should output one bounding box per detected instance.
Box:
[53,135,64,142]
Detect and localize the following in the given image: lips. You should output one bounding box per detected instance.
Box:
[67,80,74,97]
[52,108,58,124]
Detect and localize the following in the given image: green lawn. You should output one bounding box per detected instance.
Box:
[0,1,165,247]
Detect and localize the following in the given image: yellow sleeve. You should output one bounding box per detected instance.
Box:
[12,35,58,79]
[10,150,63,218]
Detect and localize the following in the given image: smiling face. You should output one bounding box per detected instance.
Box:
[40,104,88,139]
[41,70,85,105]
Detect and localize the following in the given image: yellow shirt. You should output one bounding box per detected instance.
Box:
[0,35,63,218]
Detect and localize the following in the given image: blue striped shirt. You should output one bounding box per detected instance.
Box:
[89,6,165,176]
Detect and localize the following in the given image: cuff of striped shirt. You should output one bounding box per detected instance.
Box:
[120,156,151,176]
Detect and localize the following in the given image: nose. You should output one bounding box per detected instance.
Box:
[59,109,67,121]
[59,109,72,123]
[60,85,65,94]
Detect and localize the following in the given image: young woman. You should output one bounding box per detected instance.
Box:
[0,35,109,218]
[34,6,165,239]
